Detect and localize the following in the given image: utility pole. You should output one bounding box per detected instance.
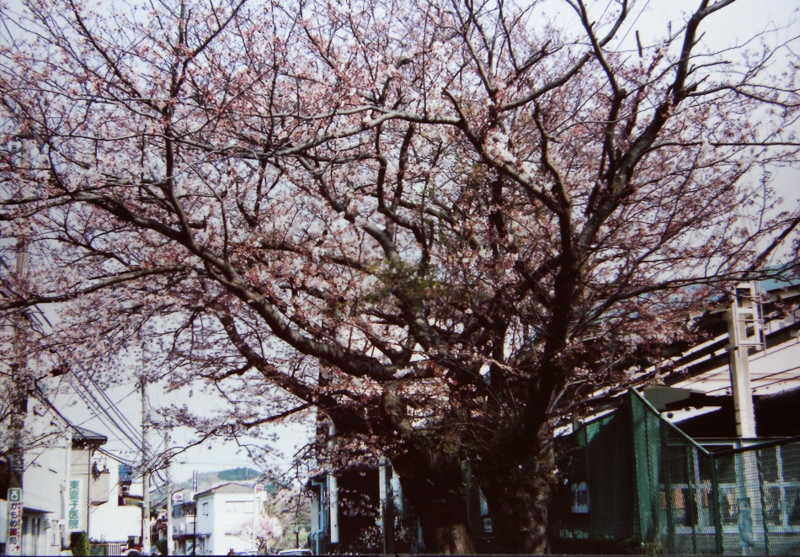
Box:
[166,429,174,555]
[727,282,761,438]
[327,422,339,550]
[192,470,198,555]
[6,140,32,557]
[727,282,763,555]
[252,481,258,553]
[141,374,151,553]
[6,345,26,557]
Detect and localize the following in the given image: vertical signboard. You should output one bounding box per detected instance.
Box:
[68,479,84,531]
[6,488,22,555]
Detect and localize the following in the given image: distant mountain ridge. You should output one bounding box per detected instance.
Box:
[173,467,262,493]
[218,467,263,481]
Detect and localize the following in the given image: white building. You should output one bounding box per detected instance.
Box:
[170,488,197,555]
[1,379,143,556]
[192,483,266,556]
[0,386,72,556]
[87,457,143,550]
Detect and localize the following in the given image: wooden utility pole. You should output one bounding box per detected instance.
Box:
[192,470,198,555]
[6,136,33,556]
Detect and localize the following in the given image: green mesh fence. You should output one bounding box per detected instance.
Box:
[554,389,800,555]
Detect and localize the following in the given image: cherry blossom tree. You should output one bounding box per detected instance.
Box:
[232,511,283,553]
[1,0,799,552]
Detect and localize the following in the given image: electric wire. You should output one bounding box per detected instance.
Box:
[68,375,143,456]
[33,389,138,467]
[617,0,653,47]
[71,380,144,456]
[84,370,145,449]
[68,367,158,462]
[77,370,144,449]
[95,446,137,467]
[67,376,174,476]
[68,374,178,477]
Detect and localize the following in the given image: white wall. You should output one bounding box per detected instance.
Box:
[89,462,142,543]
[195,486,264,555]
[18,391,72,555]
[22,394,71,514]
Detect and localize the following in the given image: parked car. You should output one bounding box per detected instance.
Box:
[278,550,312,556]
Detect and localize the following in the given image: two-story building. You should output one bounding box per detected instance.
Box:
[1,378,143,556]
[0,385,72,556]
[170,488,197,555]
[177,483,266,556]
[552,280,800,555]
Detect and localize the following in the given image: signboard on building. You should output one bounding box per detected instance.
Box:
[6,488,22,556]
[571,481,590,514]
[68,479,84,531]
[119,464,134,483]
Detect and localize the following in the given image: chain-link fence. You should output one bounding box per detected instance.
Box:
[553,389,800,555]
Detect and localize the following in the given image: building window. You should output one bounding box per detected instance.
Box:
[202,502,209,516]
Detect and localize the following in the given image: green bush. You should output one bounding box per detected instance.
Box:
[70,532,91,556]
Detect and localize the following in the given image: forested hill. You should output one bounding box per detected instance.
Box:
[174,467,263,493]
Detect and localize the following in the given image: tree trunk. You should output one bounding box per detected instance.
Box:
[478,425,556,554]
[431,522,475,555]
[482,461,554,554]
[392,448,476,554]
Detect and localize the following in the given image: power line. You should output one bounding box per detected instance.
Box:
[67,367,157,459]
[73,380,144,455]
[68,375,143,456]
[618,0,653,47]
[68,375,176,480]
[33,388,137,467]
[84,371,145,448]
